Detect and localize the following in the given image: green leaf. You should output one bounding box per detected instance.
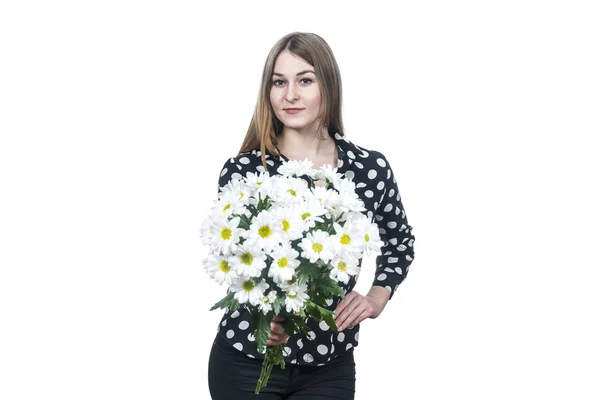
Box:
[210,292,240,312]
[252,311,271,354]
[305,301,338,332]
[272,297,285,316]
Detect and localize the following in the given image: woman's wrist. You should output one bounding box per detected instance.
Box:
[366,286,390,318]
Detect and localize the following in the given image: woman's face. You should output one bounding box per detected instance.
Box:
[269,50,322,133]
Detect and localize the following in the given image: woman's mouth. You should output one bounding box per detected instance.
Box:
[284,108,303,114]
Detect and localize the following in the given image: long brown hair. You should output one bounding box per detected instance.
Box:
[239,32,345,170]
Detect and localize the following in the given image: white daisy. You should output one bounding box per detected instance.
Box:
[299,230,334,263]
[245,210,283,252]
[231,278,269,306]
[351,215,382,254]
[212,191,249,218]
[329,256,361,284]
[297,197,327,230]
[314,164,344,188]
[272,205,304,241]
[284,283,310,313]
[311,186,342,219]
[277,159,314,178]
[268,244,300,283]
[219,178,254,206]
[244,171,274,201]
[206,216,246,255]
[273,176,310,206]
[336,179,366,213]
[257,290,278,314]
[230,242,267,278]
[203,254,234,285]
[331,221,365,257]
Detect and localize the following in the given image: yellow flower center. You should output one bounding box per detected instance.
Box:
[259,225,271,238]
[278,258,288,268]
[301,212,311,220]
[337,262,347,272]
[242,280,255,292]
[241,252,253,265]
[340,234,351,245]
[365,234,370,242]
[288,292,297,299]
[221,228,232,240]
[257,181,263,185]
[219,260,231,273]
[287,189,296,196]
[312,243,323,253]
[223,203,231,212]
[282,220,290,231]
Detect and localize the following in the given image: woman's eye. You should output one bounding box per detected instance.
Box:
[272,80,284,86]
[300,78,313,84]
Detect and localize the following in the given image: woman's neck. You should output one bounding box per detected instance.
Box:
[276,126,334,160]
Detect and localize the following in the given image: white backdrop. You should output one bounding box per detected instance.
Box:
[1,1,599,399]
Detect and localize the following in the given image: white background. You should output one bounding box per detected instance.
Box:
[1,1,599,399]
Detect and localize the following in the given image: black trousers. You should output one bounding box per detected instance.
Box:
[208,333,356,399]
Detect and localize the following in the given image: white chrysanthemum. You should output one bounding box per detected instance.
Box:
[231,278,269,306]
[230,243,267,278]
[311,186,342,218]
[329,256,361,284]
[299,230,334,263]
[297,197,327,230]
[205,216,246,255]
[244,171,273,201]
[212,191,249,218]
[272,176,310,206]
[203,254,234,285]
[277,159,314,178]
[268,244,300,283]
[334,179,366,213]
[245,210,283,252]
[314,164,344,187]
[284,283,310,313]
[219,178,254,206]
[351,215,383,254]
[257,290,278,314]
[331,221,365,257]
[272,205,304,241]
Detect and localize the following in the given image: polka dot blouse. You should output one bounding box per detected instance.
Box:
[213,129,415,366]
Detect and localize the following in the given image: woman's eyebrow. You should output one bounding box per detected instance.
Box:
[272,70,315,77]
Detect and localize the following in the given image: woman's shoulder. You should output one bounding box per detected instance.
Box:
[218,148,278,185]
[343,138,392,170]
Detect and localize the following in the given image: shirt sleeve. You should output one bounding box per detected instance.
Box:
[217,155,244,193]
[372,154,416,299]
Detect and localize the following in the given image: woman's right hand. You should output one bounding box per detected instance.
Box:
[267,315,289,346]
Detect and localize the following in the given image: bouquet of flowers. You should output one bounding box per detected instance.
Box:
[200,159,382,394]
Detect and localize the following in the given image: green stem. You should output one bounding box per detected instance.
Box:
[255,344,286,394]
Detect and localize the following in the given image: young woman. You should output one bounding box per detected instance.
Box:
[208,32,415,399]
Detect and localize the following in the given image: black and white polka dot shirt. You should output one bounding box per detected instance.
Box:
[214,129,415,366]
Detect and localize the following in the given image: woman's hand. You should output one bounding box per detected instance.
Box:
[334,287,390,331]
[267,315,289,346]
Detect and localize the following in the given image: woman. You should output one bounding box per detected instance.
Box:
[208,32,415,399]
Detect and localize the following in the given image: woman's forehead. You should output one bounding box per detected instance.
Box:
[273,51,313,75]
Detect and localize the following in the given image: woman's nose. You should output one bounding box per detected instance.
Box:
[285,83,298,102]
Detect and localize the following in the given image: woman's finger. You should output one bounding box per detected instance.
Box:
[334,291,357,317]
[270,321,285,335]
[335,295,362,328]
[341,308,370,331]
[339,301,366,331]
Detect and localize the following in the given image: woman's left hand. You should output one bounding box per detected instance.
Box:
[334,289,388,331]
